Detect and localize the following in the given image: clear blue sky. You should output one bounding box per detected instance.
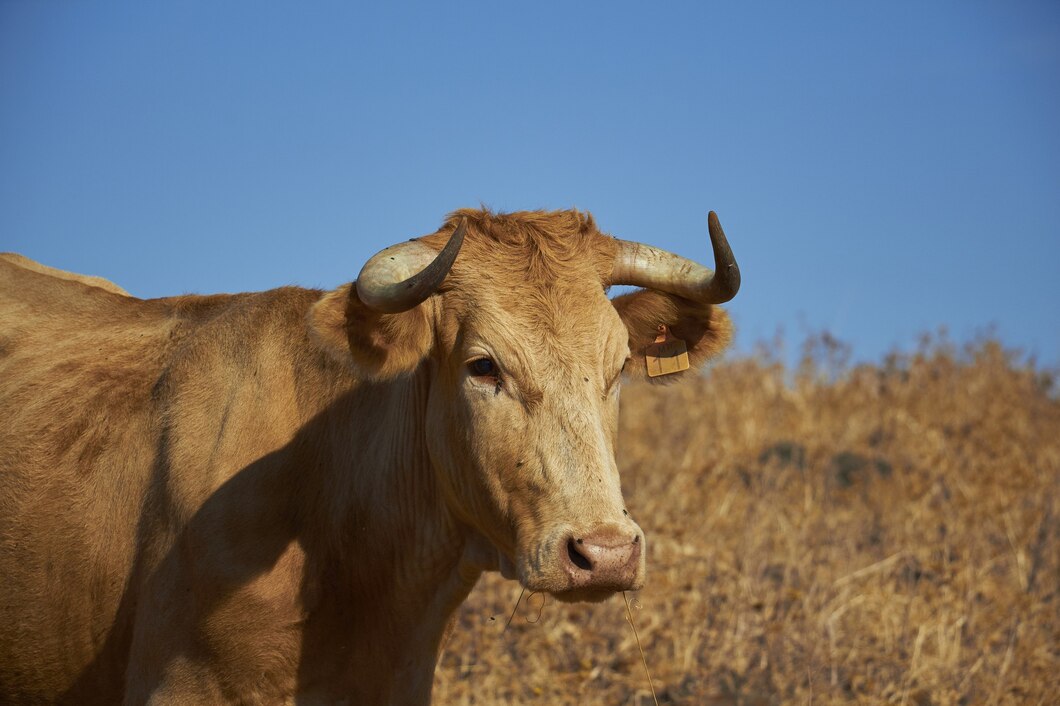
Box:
[3,1,1058,365]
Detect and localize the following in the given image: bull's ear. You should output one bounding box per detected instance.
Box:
[308,283,432,379]
[611,289,732,383]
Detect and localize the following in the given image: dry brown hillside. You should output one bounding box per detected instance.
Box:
[432,335,1059,705]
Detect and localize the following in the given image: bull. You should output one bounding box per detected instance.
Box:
[0,208,739,704]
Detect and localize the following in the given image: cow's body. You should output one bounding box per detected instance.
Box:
[0,265,474,703]
[0,209,736,704]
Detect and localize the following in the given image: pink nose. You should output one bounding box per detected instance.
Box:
[563,525,642,590]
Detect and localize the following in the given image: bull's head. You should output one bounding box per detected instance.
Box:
[312,209,738,602]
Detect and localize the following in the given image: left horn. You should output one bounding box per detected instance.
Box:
[608,211,740,304]
[355,219,467,313]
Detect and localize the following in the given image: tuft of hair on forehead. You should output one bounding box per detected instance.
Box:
[421,207,619,285]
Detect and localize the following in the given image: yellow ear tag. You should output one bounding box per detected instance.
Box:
[644,325,689,377]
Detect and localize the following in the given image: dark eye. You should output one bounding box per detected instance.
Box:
[469,358,497,377]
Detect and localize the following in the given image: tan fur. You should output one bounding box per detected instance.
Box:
[0,208,732,704]
[0,252,131,296]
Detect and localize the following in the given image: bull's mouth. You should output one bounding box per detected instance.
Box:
[549,586,620,604]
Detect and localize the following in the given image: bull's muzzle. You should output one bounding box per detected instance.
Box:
[562,524,643,591]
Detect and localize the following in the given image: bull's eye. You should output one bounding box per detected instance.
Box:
[469,357,497,377]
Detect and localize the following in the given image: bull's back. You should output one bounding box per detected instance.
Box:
[0,253,131,296]
[0,259,172,702]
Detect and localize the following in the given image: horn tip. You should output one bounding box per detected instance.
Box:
[707,210,740,302]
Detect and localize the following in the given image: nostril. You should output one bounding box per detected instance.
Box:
[566,538,593,571]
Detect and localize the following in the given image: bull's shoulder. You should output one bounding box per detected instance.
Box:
[0,252,131,296]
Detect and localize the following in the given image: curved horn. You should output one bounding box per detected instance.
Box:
[609,211,740,304]
[355,219,467,313]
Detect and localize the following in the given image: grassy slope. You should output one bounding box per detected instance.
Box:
[433,338,1059,705]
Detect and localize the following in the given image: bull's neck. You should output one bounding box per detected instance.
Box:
[312,364,455,558]
[293,361,482,702]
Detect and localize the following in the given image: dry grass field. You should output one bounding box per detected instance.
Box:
[432,334,1059,705]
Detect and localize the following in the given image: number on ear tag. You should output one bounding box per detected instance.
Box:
[644,325,689,377]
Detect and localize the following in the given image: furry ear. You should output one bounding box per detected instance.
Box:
[611,289,732,383]
[308,283,433,379]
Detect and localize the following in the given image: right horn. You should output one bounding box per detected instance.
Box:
[609,211,740,304]
[355,219,467,313]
